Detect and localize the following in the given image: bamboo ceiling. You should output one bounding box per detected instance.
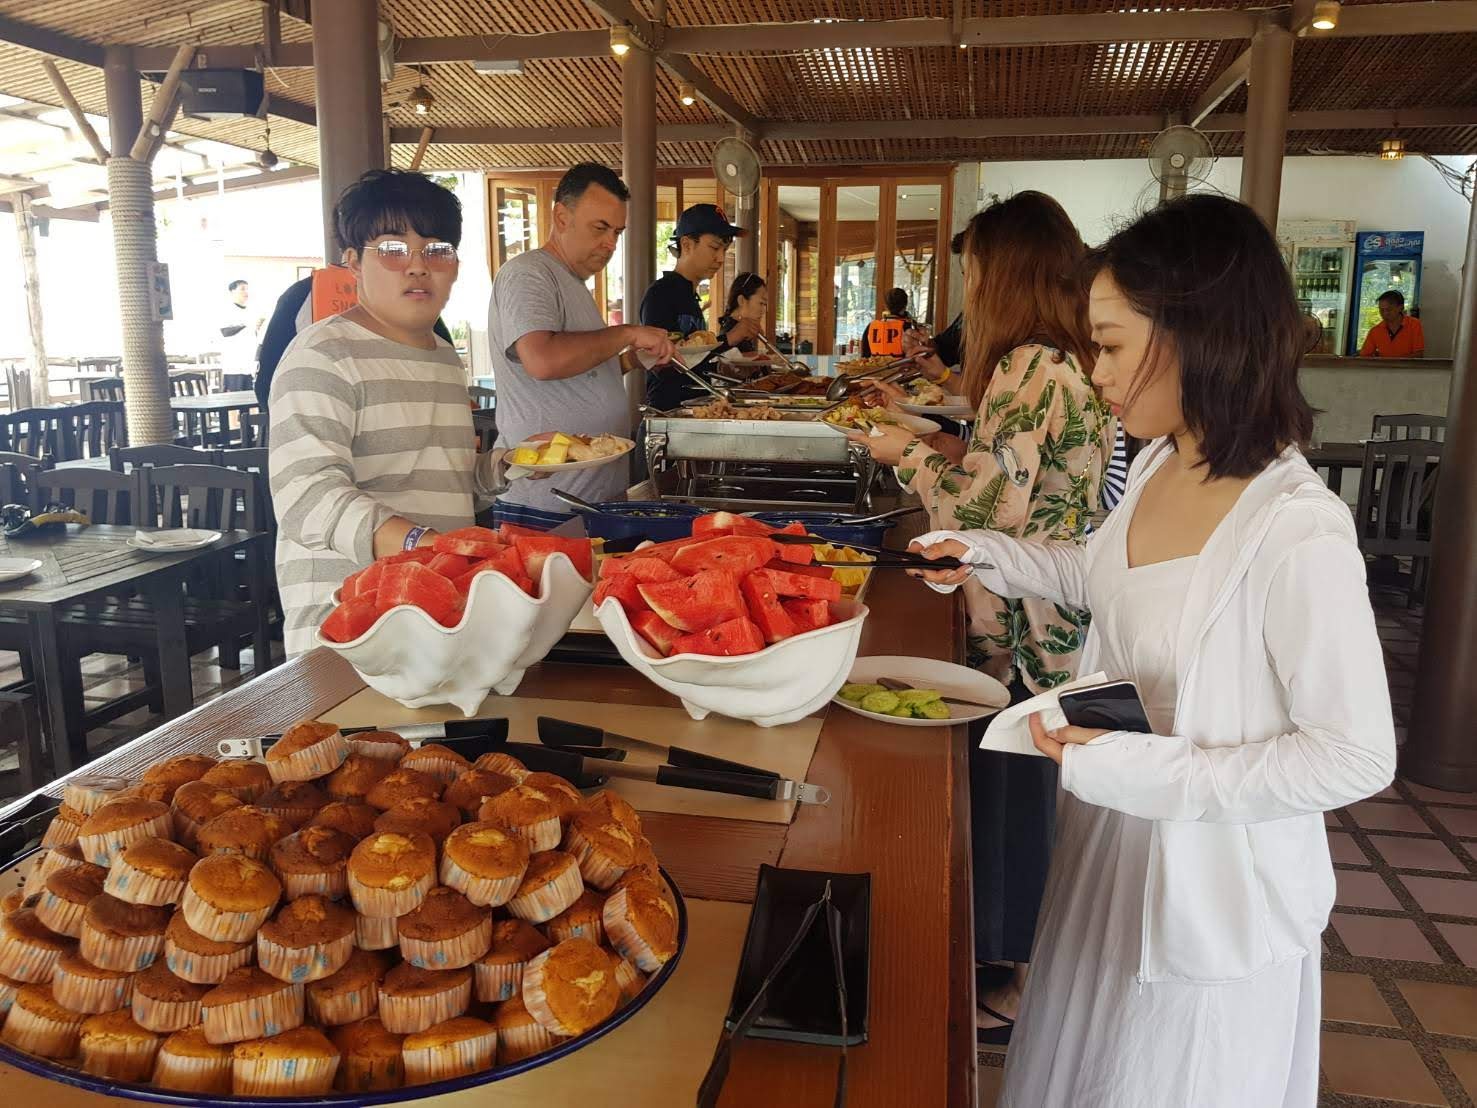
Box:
[0,0,1473,173]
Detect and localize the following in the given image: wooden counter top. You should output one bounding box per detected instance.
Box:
[2,555,974,1107]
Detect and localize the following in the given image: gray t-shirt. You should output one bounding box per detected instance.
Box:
[488,247,631,509]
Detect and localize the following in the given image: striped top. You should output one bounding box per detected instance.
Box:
[269,314,504,656]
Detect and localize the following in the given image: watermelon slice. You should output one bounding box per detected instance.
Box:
[341,560,385,601]
[764,559,833,581]
[426,552,472,579]
[632,610,682,656]
[670,617,765,657]
[670,536,778,577]
[513,534,595,582]
[691,511,775,538]
[593,574,649,616]
[378,562,463,625]
[638,570,746,633]
[597,556,682,584]
[497,522,550,541]
[454,548,535,597]
[386,548,439,565]
[433,526,504,560]
[321,597,381,643]
[740,572,796,644]
[782,597,832,633]
[748,567,842,602]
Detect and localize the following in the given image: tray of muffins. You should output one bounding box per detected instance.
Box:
[0,719,685,1104]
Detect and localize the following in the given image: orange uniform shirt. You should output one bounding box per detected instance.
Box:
[1360,315,1424,358]
[865,315,907,357]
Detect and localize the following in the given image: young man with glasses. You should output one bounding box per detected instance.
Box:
[269,168,509,656]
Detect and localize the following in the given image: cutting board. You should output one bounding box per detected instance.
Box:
[321,692,823,824]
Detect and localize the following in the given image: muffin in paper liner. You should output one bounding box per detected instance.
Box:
[602,880,679,973]
[78,1007,160,1082]
[151,1026,233,1094]
[330,1017,404,1092]
[131,962,208,1034]
[1,982,87,1058]
[520,939,619,1037]
[63,776,134,816]
[401,1016,497,1085]
[0,909,74,983]
[77,800,172,868]
[52,950,134,1014]
[505,851,584,924]
[265,721,350,784]
[104,838,196,907]
[163,911,254,985]
[377,964,471,1035]
[493,994,564,1065]
[355,911,400,951]
[307,948,389,1026]
[231,1026,341,1095]
[200,968,305,1045]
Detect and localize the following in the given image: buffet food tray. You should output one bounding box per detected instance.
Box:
[643,412,860,465]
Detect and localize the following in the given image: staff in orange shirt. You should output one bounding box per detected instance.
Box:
[1360,289,1425,358]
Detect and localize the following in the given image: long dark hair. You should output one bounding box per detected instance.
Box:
[958,192,1093,408]
[723,272,765,319]
[1085,194,1314,479]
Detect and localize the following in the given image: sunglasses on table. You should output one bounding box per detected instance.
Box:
[372,239,459,270]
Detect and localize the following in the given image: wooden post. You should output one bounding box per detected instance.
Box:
[622,43,657,432]
[1239,12,1294,227]
[408,127,434,171]
[312,0,385,262]
[11,191,46,405]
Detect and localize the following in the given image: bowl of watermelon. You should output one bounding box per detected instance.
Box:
[591,512,870,727]
[316,525,595,714]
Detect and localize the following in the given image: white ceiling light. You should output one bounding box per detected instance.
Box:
[610,26,632,56]
[472,59,526,75]
[1311,1,1340,31]
[678,82,696,107]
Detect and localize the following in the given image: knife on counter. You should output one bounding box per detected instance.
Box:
[505,742,827,804]
[537,717,781,780]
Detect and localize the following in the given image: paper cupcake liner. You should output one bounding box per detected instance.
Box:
[0,974,20,1017]
[164,940,253,985]
[474,753,529,781]
[497,1018,561,1064]
[546,911,603,946]
[53,964,133,1014]
[26,850,85,899]
[63,777,134,815]
[268,732,350,784]
[567,835,630,892]
[0,939,68,983]
[280,867,350,902]
[473,961,525,1004]
[81,1035,160,1081]
[507,865,583,924]
[613,957,645,1006]
[233,1052,339,1095]
[41,818,82,850]
[521,950,584,1036]
[403,1030,496,1084]
[258,931,355,984]
[132,991,201,1033]
[104,858,188,907]
[399,755,465,786]
[168,811,204,851]
[347,735,407,761]
[181,886,276,943]
[81,926,166,972]
[307,982,378,1026]
[604,896,669,973]
[202,985,304,1044]
[78,812,174,867]
[336,1050,404,1092]
[400,918,492,972]
[505,816,562,854]
[379,978,472,1035]
[212,781,269,804]
[355,913,399,951]
[439,854,522,909]
[152,1049,234,1094]
[0,1002,84,1058]
[348,868,434,919]
[35,891,88,938]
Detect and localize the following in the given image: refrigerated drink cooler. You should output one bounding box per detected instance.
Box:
[1349,231,1424,355]
[1278,219,1356,355]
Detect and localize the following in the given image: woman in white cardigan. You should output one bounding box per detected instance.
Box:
[912,195,1396,1107]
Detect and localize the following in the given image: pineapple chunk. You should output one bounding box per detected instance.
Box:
[550,432,575,446]
[509,447,541,466]
[538,442,570,465]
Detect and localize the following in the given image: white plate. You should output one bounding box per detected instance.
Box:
[0,558,41,583]
[676,343,719,359]
[832,655,1010,727]
[900,395,976,420]
[125,529,222,553]
[505,437,636,477]
[820,412,941,435]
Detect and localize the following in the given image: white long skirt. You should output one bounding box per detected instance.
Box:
[999,794,1322,1108]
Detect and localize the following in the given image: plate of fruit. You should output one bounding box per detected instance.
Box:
[833,655,1010,727]
[506,434,635,476]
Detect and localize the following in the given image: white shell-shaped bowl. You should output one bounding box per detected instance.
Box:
[316,553,594,715]
[594,596,870,727]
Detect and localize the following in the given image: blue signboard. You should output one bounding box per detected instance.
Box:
[1355,231,1424,257]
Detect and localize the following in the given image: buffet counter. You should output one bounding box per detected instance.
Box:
[0,529,975,1107]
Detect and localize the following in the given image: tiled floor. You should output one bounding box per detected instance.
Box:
[980,600,1477,1108]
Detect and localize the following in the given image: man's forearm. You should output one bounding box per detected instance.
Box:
[520,326,632,381]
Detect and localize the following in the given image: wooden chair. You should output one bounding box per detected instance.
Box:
[59,402,127,462]
[4,365,32,412]
[0,453,47,503]
[81,378,125,403]
[111,444,219,473]
[241,411,268,447]
[1354,437,1444,606]
[1371,413,1445,442]
[469,385,496,410]
[2,406,66,459]
[33,468,141,524]
[169,372,209,398]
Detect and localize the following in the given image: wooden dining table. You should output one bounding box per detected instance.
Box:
[1305,440,1365,496]
[0,547,977,1107]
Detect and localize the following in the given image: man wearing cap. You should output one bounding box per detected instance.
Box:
[639,203,759,410]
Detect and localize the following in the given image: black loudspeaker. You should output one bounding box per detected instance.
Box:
[180,69,265,120]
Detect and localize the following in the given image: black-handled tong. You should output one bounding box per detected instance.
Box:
[768,532,970,571]
[500,741,824,803]
[219,718,517,759]
[537,717,780,781]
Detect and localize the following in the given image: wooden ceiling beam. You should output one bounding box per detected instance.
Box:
[1189,0,1310,128]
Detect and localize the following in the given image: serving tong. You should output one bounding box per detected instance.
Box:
[769,531,972,571]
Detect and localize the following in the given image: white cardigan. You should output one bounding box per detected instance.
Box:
[919,438,1396,984]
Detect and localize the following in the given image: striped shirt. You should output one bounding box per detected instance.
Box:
[1101,424,1129,512]
[269,314,503,656]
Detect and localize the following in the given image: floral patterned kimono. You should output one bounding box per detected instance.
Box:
[898,343,1115,693]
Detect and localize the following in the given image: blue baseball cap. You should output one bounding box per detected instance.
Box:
[673,203,745,241]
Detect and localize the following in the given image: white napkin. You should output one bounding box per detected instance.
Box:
[978,671,1110,757]
[133,528,215,548]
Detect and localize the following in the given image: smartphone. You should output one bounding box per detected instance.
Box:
[1057,680,1152,733]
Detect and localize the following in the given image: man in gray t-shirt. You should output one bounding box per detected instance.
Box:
[489,163,675,516]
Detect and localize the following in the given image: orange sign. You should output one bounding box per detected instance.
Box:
[310,266,358,322]
[866,317,906,358]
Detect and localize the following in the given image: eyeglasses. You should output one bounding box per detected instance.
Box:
[372,240,458,271]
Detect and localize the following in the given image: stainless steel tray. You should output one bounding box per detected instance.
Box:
[644,413,857,465]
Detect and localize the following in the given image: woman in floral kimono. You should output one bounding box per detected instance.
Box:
[848,190,1114,1044]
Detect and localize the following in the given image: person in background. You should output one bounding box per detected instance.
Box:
[1360,289,1424,357]
[488,163,676,530]
[861,287,914,358]
[904,230,967,374]
[718,272,767,355]
[220,278,262,379]
[847,191,1115,1047]
[269,169,510,656]
[909,194,1394,1108]
[639,203,758,410]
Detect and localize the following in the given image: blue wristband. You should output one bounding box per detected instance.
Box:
[403,526,428,551]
